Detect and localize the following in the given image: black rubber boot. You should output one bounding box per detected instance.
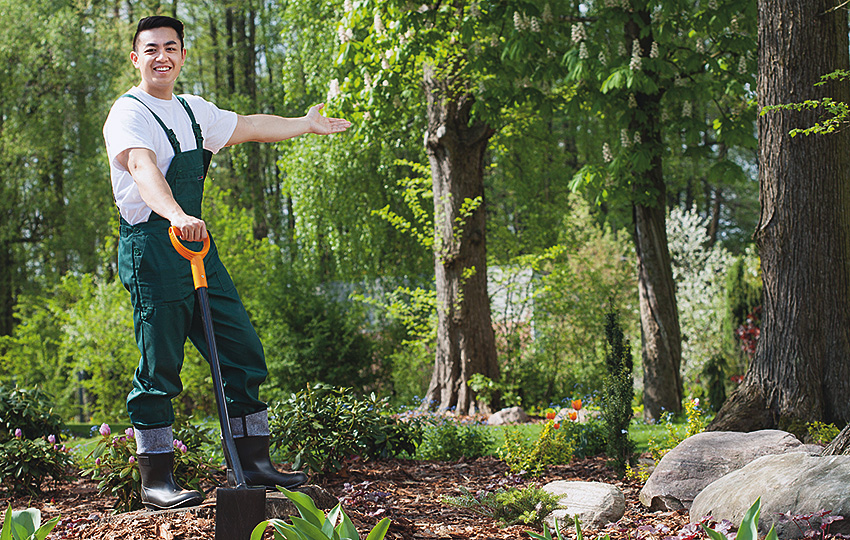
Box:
[137,452,204,510]
[231,435,308,490]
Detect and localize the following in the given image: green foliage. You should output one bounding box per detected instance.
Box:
[443,484,561,528]
[1,505,60,540]
[761,70,850,137]
[807,421,840,445]
[81,426,218,513]
[647,400,708,462]
[556,418,608,460]
[526,516,567,540]
[0,434,75,496]
[722,248,762,378]
[601,311,635,476]
[415,417,495,462]
[0,386,64,443]
[268,385,423,475]
[702,497,777,540]
[250,486,390,540]
[500,421,575,477]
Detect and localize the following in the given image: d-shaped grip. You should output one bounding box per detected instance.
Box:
[168,226,210,290]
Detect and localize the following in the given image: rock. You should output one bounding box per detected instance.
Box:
[690,452,850,539]
[487,406,529,425]
[639,430,806,511]
[542,481,625,530]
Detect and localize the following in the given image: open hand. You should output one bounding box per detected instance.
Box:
[306,103,352,135]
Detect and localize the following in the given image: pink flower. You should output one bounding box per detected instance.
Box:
[95,457,102,466]
[99,423,111,437]
[125,427,135,438]
[128,456,136,464]
[48,434,56,444]
[14,428,22,438]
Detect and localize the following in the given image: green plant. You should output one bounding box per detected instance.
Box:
[269,385,423,475]
[557,417,608,459]
[416,416,495,461]
[0,386,64,443]
[807,421,840,445]
[601,311,635,476]
[81,425,219,513]
[701,497,777,540]
[647,399,708,462]
[250,486,390,540]
[1,505,60,540]
[500,421,575,477]
[443,484,561,527]
[0,432,74,496]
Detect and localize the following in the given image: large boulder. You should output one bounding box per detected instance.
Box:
[542,481,625,530]
[639,430,808,511]
[690,452,850,540]
[487,406,529,425]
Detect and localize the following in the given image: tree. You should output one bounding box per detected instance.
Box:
[709,0,850,431]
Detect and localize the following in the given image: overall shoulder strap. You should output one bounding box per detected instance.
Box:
[121,94,181,154]
[175,96,204,150]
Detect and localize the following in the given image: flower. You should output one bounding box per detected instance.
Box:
[542,3,553,24]
[682,100,692,118]
[125,427,135,438]
[603,143,613,163]
[569,411,578,421]
[620,129,631,148]
[95,457,102,466]
[48,434,56,444]
[554,423,560,429]
[579,42,589,59]
[650,41,659,58]
[14,428,22,438]
[546,411,556,420]
[572,399,582,411]
[129,456,136,464]
[327,78,341,101]
[344,0,353,13]
[374,12,385,35]
[99,423,111,437]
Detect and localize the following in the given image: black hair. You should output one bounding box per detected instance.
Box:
[133,16,184,51]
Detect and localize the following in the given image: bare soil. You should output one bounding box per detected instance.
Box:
[2,455,692,540]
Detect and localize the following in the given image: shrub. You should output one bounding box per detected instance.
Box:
[500,421,575,477]
[557,417,607,459]
[647,399,708,462]
[0,385,64,443]
[807,421,840,445]
[0,432,75,495]
[601,311,635,476]
[268,385,423,475]
[81,424,219,513]
[416,417,495,461]
[442,484,561,527]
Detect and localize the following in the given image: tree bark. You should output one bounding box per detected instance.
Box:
[628,14,684,422]
[709,0,850,431]
[421,63,499,415]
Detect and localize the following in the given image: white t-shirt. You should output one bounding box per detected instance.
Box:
[103,86,238,225]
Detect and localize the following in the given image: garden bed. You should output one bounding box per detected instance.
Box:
[1,455,691,540]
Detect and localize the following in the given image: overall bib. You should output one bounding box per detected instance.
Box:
[117,94,267,429]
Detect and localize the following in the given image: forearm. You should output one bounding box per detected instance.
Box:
[228,114,312,145]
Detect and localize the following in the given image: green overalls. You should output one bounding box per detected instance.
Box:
[117,94,267,429]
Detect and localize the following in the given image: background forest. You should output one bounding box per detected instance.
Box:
[0,0,765,425]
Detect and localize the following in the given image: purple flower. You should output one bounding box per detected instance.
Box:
[125,427,135,438]
[48,434,56,444]
[95,457,102,466]
[99,423,111,437]
[14,428,22,438]
[128,456,136,464]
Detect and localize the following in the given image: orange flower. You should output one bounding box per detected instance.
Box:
[546,411,556,420]
[568,411,578,421]
[554,423,560,429]
[572,399,582,411]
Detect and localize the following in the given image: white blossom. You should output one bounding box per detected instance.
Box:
[628,93,637,108]
[530,17,541,33]
[633,131,641,145]
[579,42,589,59]
[542,3,553,24]
[708,0,718,9]
[469,2,480,17]
[382,79,389,87]
[345,28,354,42]
[696,39,705,54]
[344,0,353,13]
[374,12,385,35]
[571,23,586,44]
[650,41,659,58]
[730,16,739,33]
[618,42,627,56]
[738,55,747,75]
[603,142,613,163]
[363,71,373,91]
[327,78,340,101]
[513,11,525,31]
[661,108,670,123]
[620,128,631,148]
[598,51,608,66]
[675,77,687,87]
[629,39,642,70]
[682,100,692,118]
[337,26,349,43]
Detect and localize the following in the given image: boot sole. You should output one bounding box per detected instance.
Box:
[142,496,204,511]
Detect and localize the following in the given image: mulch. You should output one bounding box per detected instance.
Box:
[1,455,694,540]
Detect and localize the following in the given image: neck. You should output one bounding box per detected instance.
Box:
[138,82,173,101]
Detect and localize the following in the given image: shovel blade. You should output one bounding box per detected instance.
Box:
[215,486,266,540]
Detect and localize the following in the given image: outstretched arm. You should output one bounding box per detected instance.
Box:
[226,103,352,146]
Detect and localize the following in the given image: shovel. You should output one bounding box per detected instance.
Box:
[169,226,266,540]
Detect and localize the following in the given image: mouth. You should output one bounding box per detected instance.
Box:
[154,66,171,73]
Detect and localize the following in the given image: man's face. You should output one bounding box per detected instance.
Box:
[130,27,186,95]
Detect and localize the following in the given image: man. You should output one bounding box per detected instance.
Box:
[103,15,351,510]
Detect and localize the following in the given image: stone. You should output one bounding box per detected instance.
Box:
[639,430,807,511]
[542,481,625,530]
[487,406,530,425]
[690,452,850,540]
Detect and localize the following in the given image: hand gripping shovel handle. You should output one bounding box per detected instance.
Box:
[169,227,248,489]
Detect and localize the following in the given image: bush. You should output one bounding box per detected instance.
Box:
[0,433,75,495]
[557,417,607,459]
[416,417,495,461]
[442,483,561,527]
[601,311,635,476]
[500,421,575,477]
[0,385,65,443]
[268,385,423,475]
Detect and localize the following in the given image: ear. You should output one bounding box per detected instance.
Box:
[130,50,140,68]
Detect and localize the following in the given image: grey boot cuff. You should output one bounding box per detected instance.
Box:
[229,410,270,438]
[134,425,174,454]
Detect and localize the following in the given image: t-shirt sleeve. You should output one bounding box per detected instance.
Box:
[181,94,238,154]
[103,100,157,171]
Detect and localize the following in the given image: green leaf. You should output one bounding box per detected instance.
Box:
[1,506,12,540]
[33,516,60,540]
[736,497,762,540]
[289,517,330,540]
[10,508,39,538]
[364,517,390,540]
[335,509,360,540]
[701,522,730,540]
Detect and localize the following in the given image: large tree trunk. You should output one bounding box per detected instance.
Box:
[422,63,499,415]
[628,14,684,423]
[709,0,850,432]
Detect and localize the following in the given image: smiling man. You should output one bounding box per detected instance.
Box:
[103,15,351,510]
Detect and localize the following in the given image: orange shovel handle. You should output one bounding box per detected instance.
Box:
[168,227,210,290]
